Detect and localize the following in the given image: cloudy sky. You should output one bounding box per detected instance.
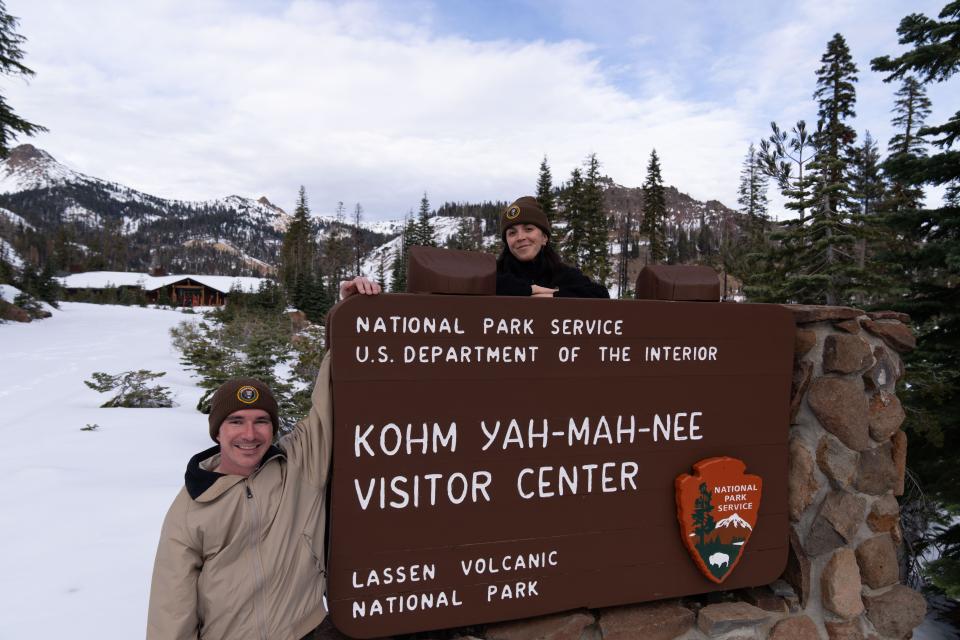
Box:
[4,0,954,219]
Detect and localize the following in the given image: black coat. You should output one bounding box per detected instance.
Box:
[496,251,609,298]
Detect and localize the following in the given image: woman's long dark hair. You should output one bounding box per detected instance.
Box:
[496,241,566,274]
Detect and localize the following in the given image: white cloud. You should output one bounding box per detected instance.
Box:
[3,0,953,218]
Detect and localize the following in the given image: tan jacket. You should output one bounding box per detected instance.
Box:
[147,354,332,640]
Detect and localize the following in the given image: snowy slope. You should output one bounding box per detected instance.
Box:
[358,215,481,284]
[0,237,24,268]
[0,205,35,230]
[0,303,210,638]
[0,145,290,234]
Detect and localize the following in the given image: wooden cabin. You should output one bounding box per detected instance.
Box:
[145,277,227,306]
[58,272,269,306]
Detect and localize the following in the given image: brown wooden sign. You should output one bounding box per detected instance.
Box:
[326,295,794,638]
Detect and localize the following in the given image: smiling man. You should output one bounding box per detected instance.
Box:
[147,374,333,640]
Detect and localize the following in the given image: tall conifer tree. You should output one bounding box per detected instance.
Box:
[726,144,771,294]
[0,1,46,156]
[390,214,416,292]
[353,203,364,275]
[805,33,861,305]
[279,186,316,297]
[321,201,352,299]
[581,153,610,283]
[872,2,960,593]
[885,77,932,213]
[751,121,820,301]
[414,192,436,247]
[536,156,557,226]
[375,253,387,290]
[616,207,635,298]
[850,131,898,306]
[561,168,587,265]
[737,143,770,238]
[640,150,667,263]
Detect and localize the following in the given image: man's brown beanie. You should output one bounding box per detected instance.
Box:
[208,378,280,442]
[500,196,550,240]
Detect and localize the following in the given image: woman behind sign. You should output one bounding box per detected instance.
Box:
[496,196,609,298]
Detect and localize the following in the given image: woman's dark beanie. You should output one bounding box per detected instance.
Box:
[500,196,551,240]
[208,378,280,442]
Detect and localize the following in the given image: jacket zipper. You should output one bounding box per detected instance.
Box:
[246,483,269,640]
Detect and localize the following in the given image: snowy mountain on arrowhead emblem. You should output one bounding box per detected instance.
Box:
[712,511,753,545]
[715,512,753,530]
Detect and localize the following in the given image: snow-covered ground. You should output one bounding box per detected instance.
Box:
[0,282,22,303]
[0,302,209,638]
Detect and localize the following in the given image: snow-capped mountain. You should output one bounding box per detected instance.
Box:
[715,512,753,531]
[0,144,80,193]
[0,143,741,284]
[0,145,291,231]
[0,145,294,276]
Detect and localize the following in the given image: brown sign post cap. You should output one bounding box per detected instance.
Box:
[635,265,720,301]
[406,245,496,295]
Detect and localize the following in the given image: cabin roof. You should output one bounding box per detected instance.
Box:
[57,271,269,294]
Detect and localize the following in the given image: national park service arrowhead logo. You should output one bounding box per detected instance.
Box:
[675,457,762,584]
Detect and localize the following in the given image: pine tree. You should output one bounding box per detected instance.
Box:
[389,247,405,292]
[727,144,771,295]
[875,77,932,311]
[736,143,770,239]
[677,227,693,263]
[561,168,587,265]
[414,192,436,247]
[375,253,387,290]
[536,156,557,226]
[666,226,679,265]
[581,153,610,283]
[615,206,635,298]
[390,214,416,292]
[280,187,316,296]
[751,121,819,301]
[753,34,863,305]
[352,202,364,276]
[451,216,480,251]
[848,132,887,303]
[872,1,960,595]
[885,77,932,214]
[640,150,667,263]
[693,482,716,548]
[758,121,819,222]
[889,77,933,157]
[804,33,861,305]
[299,272,330,324]
[0,1,47,156]
[696,214,716,259]
[324,201,351,294]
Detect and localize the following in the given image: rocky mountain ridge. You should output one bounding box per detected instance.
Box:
[0,144,739,281]
[0,145,293,276]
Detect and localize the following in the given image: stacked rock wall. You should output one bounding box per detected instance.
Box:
[317,305,927,640]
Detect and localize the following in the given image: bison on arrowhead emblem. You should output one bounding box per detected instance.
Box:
[675,457,762,583]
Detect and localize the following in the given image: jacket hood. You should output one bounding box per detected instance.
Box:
[185,444,284,500]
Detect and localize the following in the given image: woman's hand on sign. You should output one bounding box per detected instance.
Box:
[531,285,558,298]
[340,276,382,300]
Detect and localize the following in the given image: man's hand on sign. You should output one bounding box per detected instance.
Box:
[340,276,382,300]
[531,284,558,298]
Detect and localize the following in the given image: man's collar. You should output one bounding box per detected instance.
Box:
[184,444,284,500]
